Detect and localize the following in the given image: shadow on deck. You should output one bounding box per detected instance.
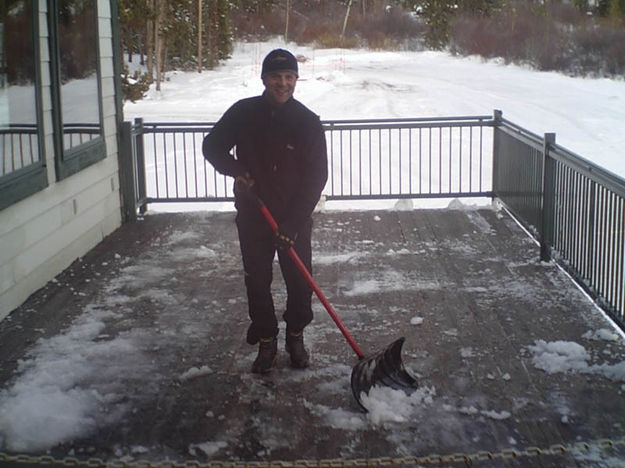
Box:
[1,207,625,466]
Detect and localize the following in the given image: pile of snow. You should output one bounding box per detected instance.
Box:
[529,340,591,374]
[528,339,625,382]
[359,385,436,425]
[179,365,213,381]
[0,309,147,452]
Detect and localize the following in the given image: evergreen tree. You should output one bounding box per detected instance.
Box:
[607,0,625,19]
[418,0,457,49]
[413,0,504,49]
[118,0,151,65]
[118,0,233,74]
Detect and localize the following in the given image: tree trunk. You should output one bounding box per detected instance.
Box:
[198,0,203,72]
[285,0,290,42]
[146,0,155,79]
[207,0,213,68]
[341,0,353,39]
[155,0,166,91]
[207,0,218,68]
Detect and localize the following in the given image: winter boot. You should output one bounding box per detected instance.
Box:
[285,331,309,369]
[252,336,277,374]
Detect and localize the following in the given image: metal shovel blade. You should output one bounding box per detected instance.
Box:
[350,337,418,411]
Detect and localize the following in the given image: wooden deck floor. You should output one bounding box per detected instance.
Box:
[1,207,625,466]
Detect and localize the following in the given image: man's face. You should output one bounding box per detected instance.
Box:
[262,71,297,106]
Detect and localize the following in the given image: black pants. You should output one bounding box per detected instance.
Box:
[236,212,314,341]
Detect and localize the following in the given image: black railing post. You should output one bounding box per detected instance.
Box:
[491,109,503,201]
[540,132,556,261]
[587,180,597,282]
[119,121,137,223]
[134,118,148,214]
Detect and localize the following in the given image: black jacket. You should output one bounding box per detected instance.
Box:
[202,94,328,228]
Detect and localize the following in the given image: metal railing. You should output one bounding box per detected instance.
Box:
[120,111,625,330]
[62,123,101,150]
[0,124,41,176]
[126,115,496,205]
[323,117,493,200]
[494,112,625,328]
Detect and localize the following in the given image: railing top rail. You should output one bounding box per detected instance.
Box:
[500,117,543,138]
[323,115,495,125]
[551,143,625,197]
[136,121,214,133]
[499,117,625,196]
[322,120,495,131]
[136,115,497,131]
[138,121,214,127]
[1,123,38,129]
[499,118,544,150]
[63,122,101,128]
[0,127,39,135]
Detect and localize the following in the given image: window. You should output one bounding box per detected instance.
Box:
[51,0,105,180]
[0,0,47,211]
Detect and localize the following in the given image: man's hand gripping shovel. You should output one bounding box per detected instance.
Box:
[237,177,418,410]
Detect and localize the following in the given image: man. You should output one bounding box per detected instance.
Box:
[202,49,328,374]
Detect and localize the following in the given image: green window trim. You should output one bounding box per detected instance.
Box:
[54,136,106,180]
[0,164,48,211]
[0,0,48,212]
[49,0,106,182]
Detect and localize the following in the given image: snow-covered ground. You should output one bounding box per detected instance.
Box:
[125,41,625,180]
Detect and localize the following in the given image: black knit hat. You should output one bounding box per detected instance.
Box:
[261,49,299,78]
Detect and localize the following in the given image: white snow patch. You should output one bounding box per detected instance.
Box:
[0,310,149,451]
[166,230,201,245]
[189,441,227,457]
[410,316,424,325]
[393,198,413,211]
[583,328,621,342]
[359,385,436,426]
[304,402,367,431]
[315,252,361,265]
[528,340,625,382]
[481,409,511,420]
[459,406,479,415]
[529,340,590,374]
[343,274,440,296]
[179,365,213,381]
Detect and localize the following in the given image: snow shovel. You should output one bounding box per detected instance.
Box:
[255,196,418,411]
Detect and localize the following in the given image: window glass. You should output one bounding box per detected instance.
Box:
[57,0,101,151]
[0,0,41,177]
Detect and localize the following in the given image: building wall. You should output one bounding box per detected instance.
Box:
[0,0,122,319]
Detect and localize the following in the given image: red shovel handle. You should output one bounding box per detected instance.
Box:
[258,202,365,359]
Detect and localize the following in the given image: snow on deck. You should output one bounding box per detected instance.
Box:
[1,206,625,465]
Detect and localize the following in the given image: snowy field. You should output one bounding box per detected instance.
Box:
[125,41,625,181]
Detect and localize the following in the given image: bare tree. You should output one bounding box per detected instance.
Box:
[285,0,290,42]
[341,0,353,39]
[146,0,155,79]
[155,0,167,91]
[198,0,203,72]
